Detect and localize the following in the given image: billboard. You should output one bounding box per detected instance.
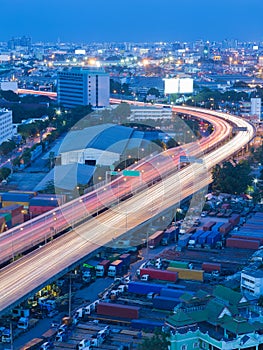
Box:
[164,78,193,94]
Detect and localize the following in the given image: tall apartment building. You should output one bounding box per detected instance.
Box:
[0,109,13,145]
[251,97,262,120]
[57,67,110,108]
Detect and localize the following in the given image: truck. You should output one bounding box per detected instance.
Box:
[119,253,131,267]
[197,231,212,246]
[148,230,164,249]
[82,269,92,283]
[202,262,221,273]
[12,308,30,319]
[108,259,124,277]
[139,268,178,282]
[41,328,57,342]
[17,317,39,330]
[97,302,140,319]
[177,234,192,248]
[20,337,45,350]
[167,267,204,281]
[188,230,204,247]
[96,260,111,277]
[205,231,221,248]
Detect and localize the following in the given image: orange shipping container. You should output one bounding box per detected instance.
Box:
[167,267,204,282]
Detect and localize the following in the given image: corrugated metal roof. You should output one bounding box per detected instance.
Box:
[88,125,134,153]
[35,164,95,191]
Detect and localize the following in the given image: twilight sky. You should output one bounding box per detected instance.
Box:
[1,0,263,42]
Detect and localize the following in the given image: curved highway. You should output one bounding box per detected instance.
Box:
[0,105,255,315]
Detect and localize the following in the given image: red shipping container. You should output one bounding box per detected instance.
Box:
[97,303,139,319]
[140,268,178,282]
[0,204,23,217]
[202,262,221,272]
[226,238,260,249]
[30,206,57,217]
[203,221,216,231]
[232,234,263,244]
[229,214,240,226]
[219,223,232,235]
[11,213,24,227]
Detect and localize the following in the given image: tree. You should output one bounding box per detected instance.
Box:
[138,330,170,350]
[112,103,131,122]
[147,87,160,97]
[0,167,11,181]
[212,161,252,194]
[0,140,16,155]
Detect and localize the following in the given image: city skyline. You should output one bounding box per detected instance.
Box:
[1,0,263,42]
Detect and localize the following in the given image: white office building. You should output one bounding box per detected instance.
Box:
[251,98,262,120]
[241,268,263,297]
[129,106,172,121]
[57,67,109,108]
[0,109,13,145]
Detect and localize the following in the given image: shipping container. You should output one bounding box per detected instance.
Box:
[177,234,192,247]
[202,262,221,272]
[160,288,192,298]
[11,213,24,226]
[139,268,178,282]
[29,198,59,207]
[203,221,216,231]
[167,267,204,281]
[219,222,233,235]
[131,319,164,331]
[108,259,124,277]
[212,222,224,232]
[2,201,29,209]
[197,231,211,245]
[229,214,240,226]
[232,233,263,244]
[119,253,131,266]
[152,296,180,310]
[226,238,260,249]
[29,206,57,217]
[0,212,12,222]
[148,230,164,249]
[188,230,204,246]
[2,193,34,201]
[0,204,23,216]
[168,261,191,269]
[127,282,164,295]
[96,302,139,319]
[0,215,5,233]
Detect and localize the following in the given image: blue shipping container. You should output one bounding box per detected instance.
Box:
[160,288,193,298]
[131,319,164,331]
[128,282,164,295]
[153,296,180,310]
[197,231,211,245]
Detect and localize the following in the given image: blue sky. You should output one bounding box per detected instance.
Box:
[1,0,263,42]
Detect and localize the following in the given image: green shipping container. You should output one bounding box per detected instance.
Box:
[168,260,190,269]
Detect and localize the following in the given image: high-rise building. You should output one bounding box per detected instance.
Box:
[57,67,110,108]
[0,109,13,145]
[251,98,262,120]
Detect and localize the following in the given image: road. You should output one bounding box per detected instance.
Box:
[0,106,255,315]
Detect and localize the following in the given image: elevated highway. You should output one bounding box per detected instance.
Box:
[0,106,255,315]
